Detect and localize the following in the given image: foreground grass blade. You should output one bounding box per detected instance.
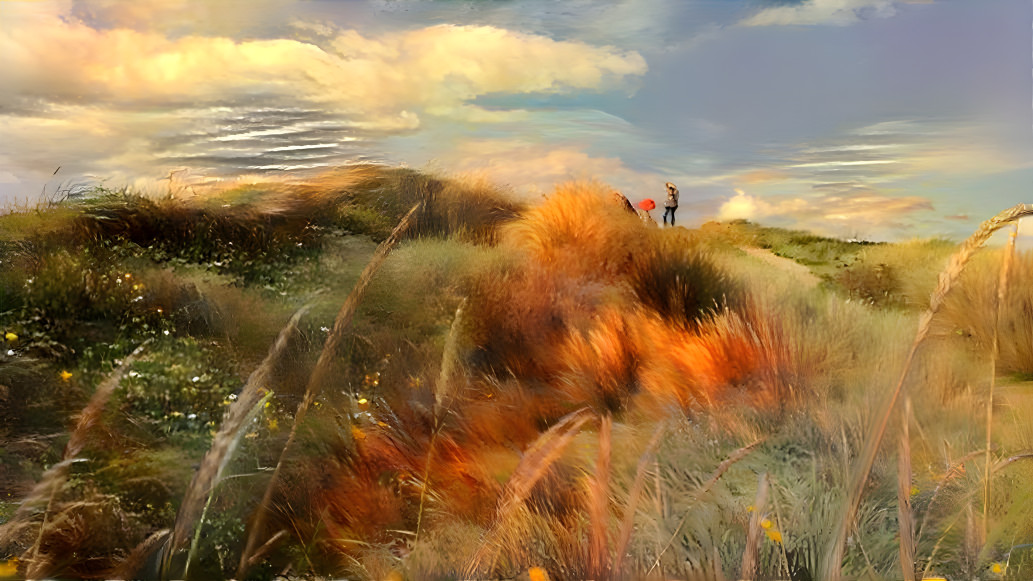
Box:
[164,308,306,579]
[11,343,148,579]
[465,407,594,577]
[823,203,1033,581]
[740,473,769,581]
[612,421,667,575]
[649,438,763,575]
[897,398,915,581]
[983,223,1017,538]
[236,203,420,579]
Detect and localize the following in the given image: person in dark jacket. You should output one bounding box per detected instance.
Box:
[663,182,679,226]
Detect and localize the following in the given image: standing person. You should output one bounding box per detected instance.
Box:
[663,182,679,226]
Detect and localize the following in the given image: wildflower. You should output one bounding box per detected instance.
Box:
[765,529,783,543]
[6,350,14,356]
[991,562,1005,575]
[59,370,73,382]
[124,273,132,279]
[0,557,21,577]
[528,567,550,581]
[910,485,919,497]
[358,397,369,406]
[4,332,16,342]
[746,505,755,513]
[761,518,773,529]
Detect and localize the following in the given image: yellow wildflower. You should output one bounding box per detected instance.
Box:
[3,332,16,342]
[746,505,755,513]
[528,567,550,581]
[765,529,783,543]
[761,518,773,529]
[0,557,21,577]
[910,485,919,496]
[991,562,1005,575]
[59,370,73,382]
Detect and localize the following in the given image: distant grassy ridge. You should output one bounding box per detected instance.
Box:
[0,166,1030,581]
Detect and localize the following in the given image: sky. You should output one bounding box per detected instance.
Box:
[0,0,1030,241]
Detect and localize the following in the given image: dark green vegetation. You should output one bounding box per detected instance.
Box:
[0,167,1030,580]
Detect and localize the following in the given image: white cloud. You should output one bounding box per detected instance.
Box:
[718,187,934,239]
[437,140,660,200]
[0,13,645,126]
[741,0,905,27]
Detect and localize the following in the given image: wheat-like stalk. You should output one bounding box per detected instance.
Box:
[165,308,304,579]
[7,343,148,579]
[897,398,916,581]
[648,438,763,575]
[236,203,419,579]
[612,421,667,575]
[415,298,468,545]
[983,223,1017,537]
[822,203,1033,581]
[465,407,594,577]
[587,413,613,580]
[740,472,770,581]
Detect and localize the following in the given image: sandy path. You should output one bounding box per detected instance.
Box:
[741,247,822,289]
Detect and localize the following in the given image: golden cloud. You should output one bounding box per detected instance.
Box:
[1,12,646,129]
[718,187,934,238]
[440,140,659,200]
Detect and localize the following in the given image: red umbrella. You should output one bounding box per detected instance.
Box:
[637,198,656,211]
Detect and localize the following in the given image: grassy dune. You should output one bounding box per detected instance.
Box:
[0,165,1031,580]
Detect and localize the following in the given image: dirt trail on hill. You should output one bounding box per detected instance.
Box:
[741,247,822,289]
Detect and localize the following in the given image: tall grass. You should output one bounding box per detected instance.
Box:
[0,166,1029,581]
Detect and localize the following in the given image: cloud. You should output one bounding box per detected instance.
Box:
[740,0,917,26]
[718,187,933,238]
[0,12,645,123]
[437,140,660,200]
[0,6,646,189]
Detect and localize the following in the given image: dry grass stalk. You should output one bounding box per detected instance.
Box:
[164,307,306,578]
[649,439,763,575]
[7,344,147,579]
[919,452,1033,579]
[983,223,1017,537]
[915,448,987,543]
[588,413,613,581]
[823,203,1033,581]
[111,529,170,581]
[897,398,916,581]
[237,203,419,579]
[465,407,594,577]
[435,297,468,410]
[740,473,769,581]
[612,421,667,575]
[415,298,468,545]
